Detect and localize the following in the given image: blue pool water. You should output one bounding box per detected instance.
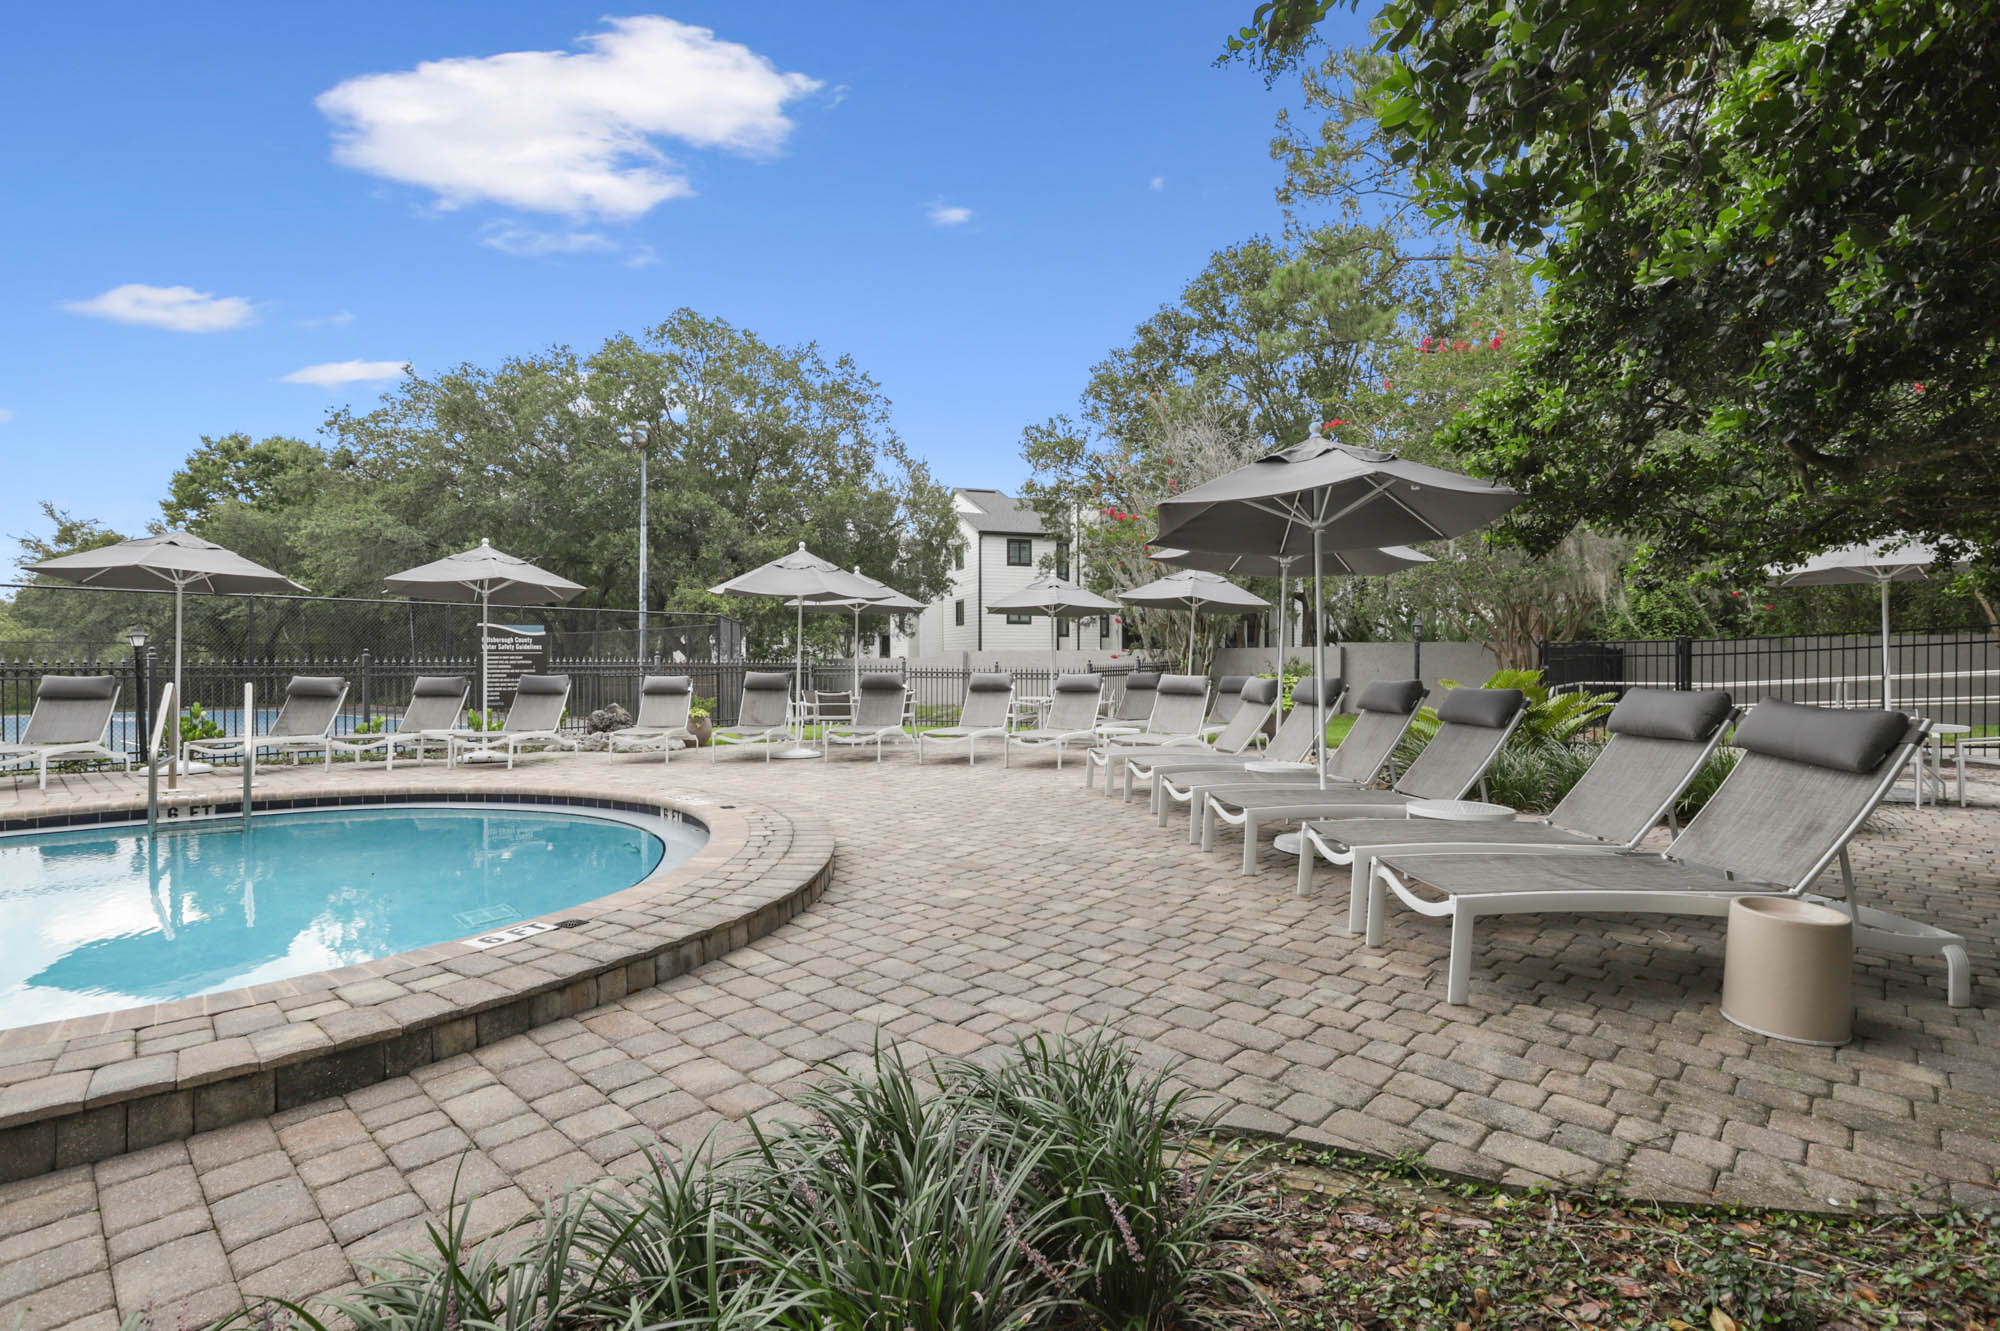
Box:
[0,805,706,1029]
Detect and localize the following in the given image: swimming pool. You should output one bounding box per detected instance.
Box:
[0,803,708,1029]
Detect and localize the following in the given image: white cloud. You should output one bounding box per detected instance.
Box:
[299,309,356,328]
[62,284,256,333]
[926,200,973,227]
[280,359,410,388]
[624,244,660,269]
[1149,175,1166,191]
[479,223,620,257]
[316,16,821,220]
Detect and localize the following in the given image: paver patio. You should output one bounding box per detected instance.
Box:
[2,749,1995,1327]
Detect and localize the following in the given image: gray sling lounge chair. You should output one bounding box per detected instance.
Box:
[1094,671,1160,738]
[711,671,794,761]
[446,674,578,768]
[1196,675,1249,741]
[609,675,698,763]
[1081,674,1211,793]
[1144,677,1344,823]
[187,676,349,769]
[1297,689,1736,933]
[1200,685,1525,876]
[824,674,915,762]
[1367,699,1971,1007]
[1170,679,1422,844]
[327,675,469,770]
[1117,676,1279,800]
[0,675,129,790]
[1004,673,1105,768]
[917,672,1014,765]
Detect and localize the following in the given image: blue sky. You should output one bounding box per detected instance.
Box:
[1,3,1371,568]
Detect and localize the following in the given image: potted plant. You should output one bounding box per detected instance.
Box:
[688,696,714,747]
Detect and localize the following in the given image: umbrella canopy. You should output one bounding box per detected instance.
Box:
[1118,569,1268,674]
[1154,545,1433,674]
[1777,536,1967,711]
[28,533,307,784]
[787,568,925,692]
[1153,434,1521,787]
[383,540,585,717]
[987,576,1121,673]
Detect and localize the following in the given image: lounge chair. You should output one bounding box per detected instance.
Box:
[1116,676,1280,801]
[824,674,915,762]
[1168,679,1421,843]
[1199,684,1525,876]
[1144,677,1345,824]
[1367,699,1971,1007]
[445,674,578,768]
[710,671,795,762]
[1197,675,1250,741]
[1081,674,1211,793]
[609,675,698,763]
[325,675,469,770]
[1094,671,1159,738]
[1003,673,1105,769]
[916,672,1014,765]
[186,676,349,768]
[1297,689,1736,933]
[0,675,130,790]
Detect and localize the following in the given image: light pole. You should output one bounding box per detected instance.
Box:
[621,423,650,662]
[126,624,149,761]
[1412,613,1425,684]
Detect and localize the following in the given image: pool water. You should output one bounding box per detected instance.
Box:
[0,804,706,1029]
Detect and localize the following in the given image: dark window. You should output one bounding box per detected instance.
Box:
[954,600,965,627]
[1099,614,1111,638]
[1006,537,1032,567]
[1057,618,1070,639]
[953,544,965,570]
[1005,613,1032,625]
[877,633,890,658]
[1056,540,1070,580]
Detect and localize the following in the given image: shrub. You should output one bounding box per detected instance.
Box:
[179,701,225,744]
[1478,740,1601,813]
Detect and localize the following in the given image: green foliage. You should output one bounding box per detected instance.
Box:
[464,708,500,733]
[689,695,715,720]
[1675,746,1741,823]
[1406,669,1615,750]
[350,716,389,735]
[197,1031,1266,1331]
[179,702,225,745]
[1477,741,1600,814]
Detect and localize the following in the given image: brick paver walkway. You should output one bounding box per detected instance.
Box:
[2,752,1996,1327]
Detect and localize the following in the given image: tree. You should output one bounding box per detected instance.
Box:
[5,504,141,654]
[1233,0,2000,593]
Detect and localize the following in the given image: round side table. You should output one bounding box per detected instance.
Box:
[1406,799,1515,823]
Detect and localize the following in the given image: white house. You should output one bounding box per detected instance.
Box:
[894,489,1121,659]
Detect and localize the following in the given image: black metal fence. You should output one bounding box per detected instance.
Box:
[1541,625,1999,730]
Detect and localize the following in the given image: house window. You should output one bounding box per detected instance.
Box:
[1058,618,1070,639]
[954,599,965,627]
[953,544,965,571]
[1056,540,1070,580]
[1006,537,1032,567]
[1005,613,1032,625]
[1098,614,1111,638]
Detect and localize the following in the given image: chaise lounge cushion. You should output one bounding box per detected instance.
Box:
[743,671,791,693]
[860,673,907,693]
[411,675,468,698]
[1054,673,1102,693]
[1607,688,1732,742]
[1291,676,1342,709]
[1435,687,1525,729]
[1733,698,1913,773]
[643,675,693,695]
[967,672,1012,693]
[514,674,569,696]
[286,676,346,699]
[1239,677,1280,706]
[36,675,118,701]
[1353,679,1422,715]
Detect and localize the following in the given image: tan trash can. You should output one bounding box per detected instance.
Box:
[1721,897,1854,1046]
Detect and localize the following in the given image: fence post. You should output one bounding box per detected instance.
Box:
[360,650,372,729]
[1674,635,1693,692]
[133,641,150,758]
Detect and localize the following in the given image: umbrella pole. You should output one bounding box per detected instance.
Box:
[1186,603,1196,675]
[854,605,862,695]
[169,581,184,791]
[1314,528,1326,790]
[1275,559,1291,678]
[480,586,490,721]
[1880,578,1893,712]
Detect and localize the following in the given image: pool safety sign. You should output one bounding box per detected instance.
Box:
[481,622,546,705]
[462,919,557,950]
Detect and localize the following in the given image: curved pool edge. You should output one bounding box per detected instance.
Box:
[0,778,834,1183]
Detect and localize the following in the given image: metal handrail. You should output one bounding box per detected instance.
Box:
[146,681,175,835]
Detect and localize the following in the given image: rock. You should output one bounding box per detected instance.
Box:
[586,704,633,734]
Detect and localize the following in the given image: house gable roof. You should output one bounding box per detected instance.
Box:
[955,488,1047,536]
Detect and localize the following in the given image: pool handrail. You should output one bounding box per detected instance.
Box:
[146,680,175,835]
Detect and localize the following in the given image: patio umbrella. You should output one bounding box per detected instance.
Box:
[1117,569,1268,673]
[383,539,585,718]
[712,543,886,757]
[1155,433,1521,787]
[789,568,925,692]
[1153,544,1432,674]
[1777,536,1966,711]
[27,532,307,784]
[986,575,1121,674]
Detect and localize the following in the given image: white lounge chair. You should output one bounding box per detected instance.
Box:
[445,674,578,768]
[1145,677,1344,824]
[0,675,130,790]
[1196,675,1250,742]
[710,671,794,762]
[609,675,698,763]
[1116,676,1280,800]
[1081,674,1211,793]
[1003,673,1106,769]
[1093,671,1159,738]
[917,672,1015,765]
[824,674,915,762]
[326,675,469,770]
[186,676,349,768]
[1368,699,1972,1007]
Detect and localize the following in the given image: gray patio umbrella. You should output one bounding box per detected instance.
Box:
[27,532,308,783]
[986,575,1121,673]
[383,539,585,718]
[1153,544,1432,674]
[1117,569,1269,673]
[712,543,887,756]
[1778,536,1966,711]
[789,568,925,692]
[1155,433,1521,787]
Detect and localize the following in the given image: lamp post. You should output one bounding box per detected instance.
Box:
[126,624,149,761]
[1412,614,1425,684]
[620,423,650,662]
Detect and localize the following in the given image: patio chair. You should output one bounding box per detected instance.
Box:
[1116,676,1279,800]
[1081,674,1211,793]
[186,676,349,768]
[325,675,469,770]
[609,675,698,763]
[1145,676,1344,824]
[445,674,578,769]
[1296,689,1736,933]
[1003,672,1105,769]
[0,675,130,790]
[1093,671,1159,738]
[824,674,915,762]
[1196,675,1249,741]
[916,671,1014,765]
[1199,684,1526,876]
[710,671,795,762]
[1366,699,1971,1007]
[1167,679,1421,843]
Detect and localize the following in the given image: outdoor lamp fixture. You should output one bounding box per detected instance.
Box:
[1411,613,1425,680]
[125,625,148,651]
